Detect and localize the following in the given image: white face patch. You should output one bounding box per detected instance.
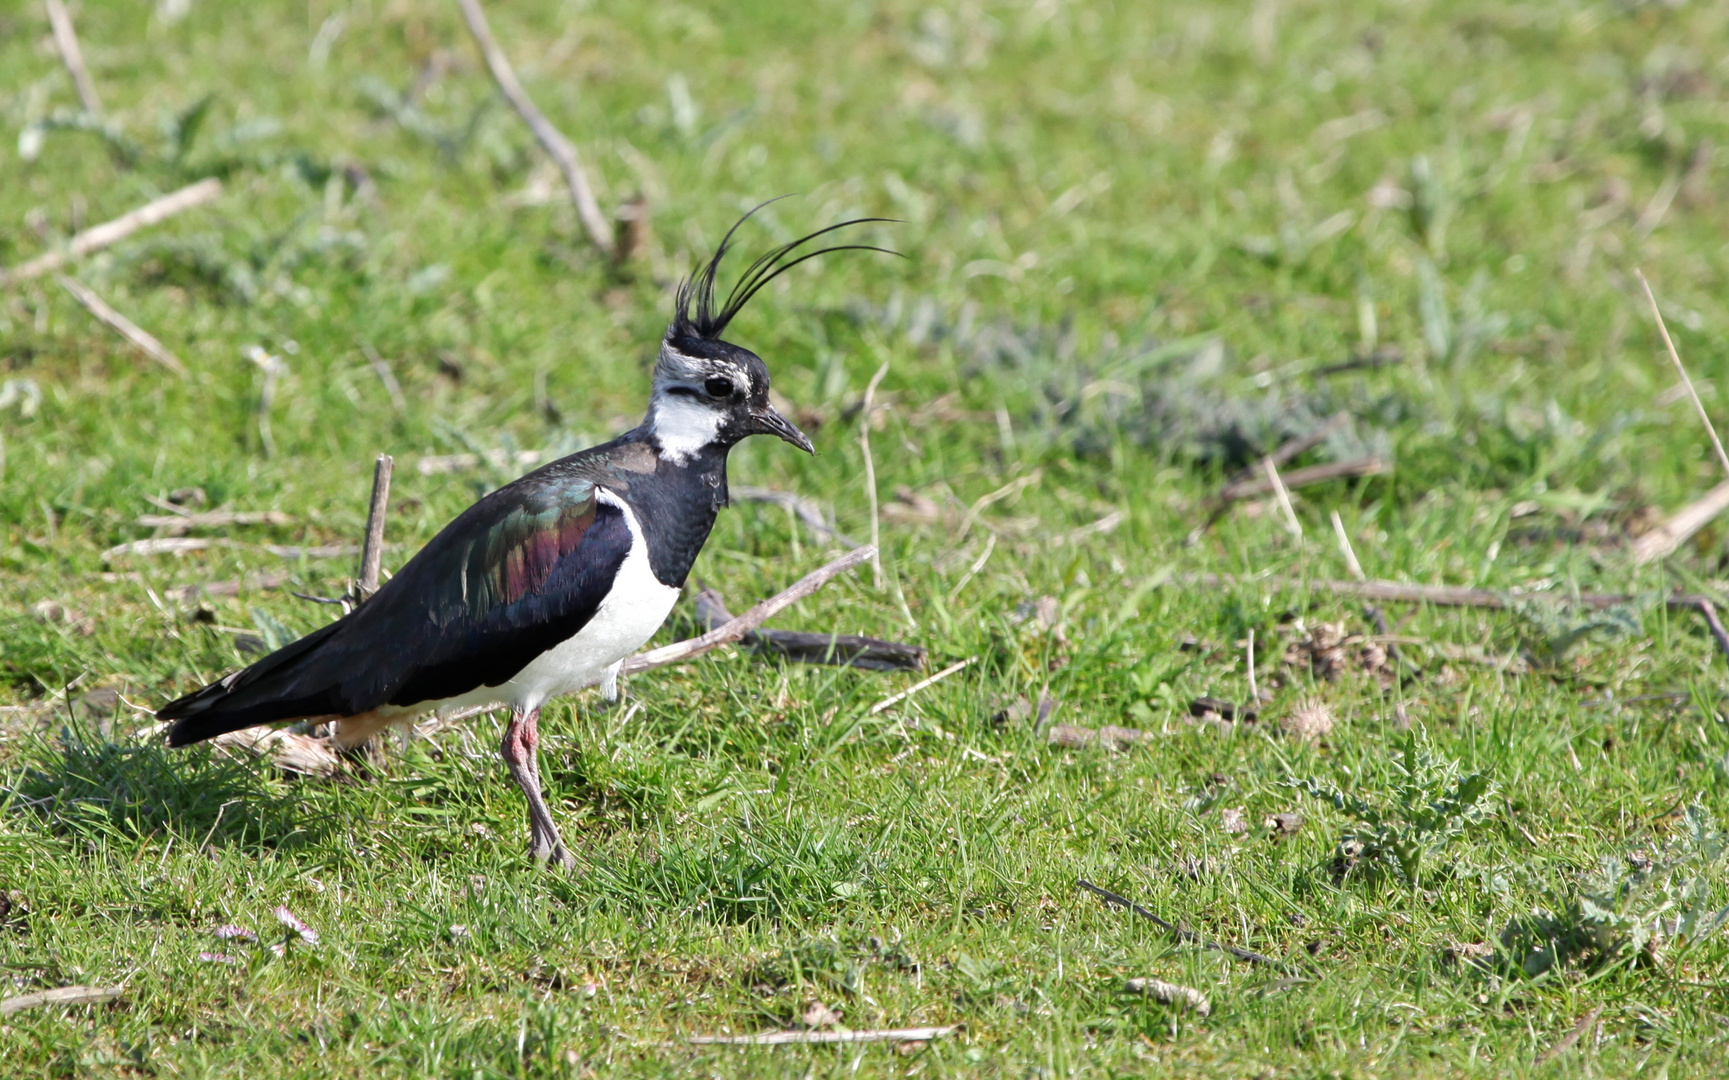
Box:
[647,389,725,464]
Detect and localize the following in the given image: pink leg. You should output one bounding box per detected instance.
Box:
[500,707,575,868]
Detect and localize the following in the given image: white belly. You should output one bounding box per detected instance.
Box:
[415,491,678,718]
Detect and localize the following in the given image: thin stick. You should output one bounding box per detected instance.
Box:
[138,509,292,531]
[622,546,874,675]
[955,468,1044,543]
[868,656,977,715]
[732,485,859,549]
[1331,509,1367,580]
[56,275,187,376]
[1184,571,1729,665]
[1246,629,1258,703]
[1,178,222,285]
[1225,411,1349,489]
[1077,879,1296,971]
[1632,478,1729,565]
[244,346,285,459]
[44,0,101,115]
[946,533,996,601]
[455,0,614,257]
[1221,457,1389,504]
[356,454,394,601]
[361,345,406,413]
[0,985,123,1017]
[685,1027,957,1046]
[1639,268,1729,479]
[858,361,889,587]
[1536,1006,1603,1066]
[1695,599,1729,664]
[1634,175,1681,239]
[1188,413,1367,541]
[1265,457,1303,539]
[693,587,925,670]
[1184,571,1598,611]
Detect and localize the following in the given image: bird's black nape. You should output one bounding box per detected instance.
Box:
[671,199,901,342]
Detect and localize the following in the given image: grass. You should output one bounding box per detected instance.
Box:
[2,0,1729,1075]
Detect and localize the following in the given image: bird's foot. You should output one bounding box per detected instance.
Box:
[529,833,579,871]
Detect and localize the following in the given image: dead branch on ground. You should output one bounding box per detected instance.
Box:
[1077,879,1297,971]
[1632,479,1729,565]
[732,485,860,549]
[1182,572,1729,665]
[56,275,188,376]
[45,0,101,114]
[693,587,923,670]
[352,454,394,604]
[1,985,123,1017]
[623,546,875,675]
[137,509,293,533]
[456,0,615,257]
[1,178,222,285]
[684,1026,958,1046]
[1222,456,1388,506]
[867,656,976,714]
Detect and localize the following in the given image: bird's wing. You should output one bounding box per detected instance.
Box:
[161,477,634,742]
[369,479,633,706]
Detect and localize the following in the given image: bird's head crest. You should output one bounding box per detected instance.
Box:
[666,198,899,350]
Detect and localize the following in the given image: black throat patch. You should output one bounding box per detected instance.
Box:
[614,441,731,588]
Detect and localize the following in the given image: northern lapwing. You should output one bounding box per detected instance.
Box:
[158,208,893,867]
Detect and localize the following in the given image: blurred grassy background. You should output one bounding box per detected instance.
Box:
[2,0,1728,1076]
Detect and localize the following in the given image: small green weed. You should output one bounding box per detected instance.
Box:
[1289,729,1497,887]
[1502,805,1729,976]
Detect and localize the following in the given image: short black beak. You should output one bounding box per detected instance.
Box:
[752,404,815,454]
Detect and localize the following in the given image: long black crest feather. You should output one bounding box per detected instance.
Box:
[671,199,901,341]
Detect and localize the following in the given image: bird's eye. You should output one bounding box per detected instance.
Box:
[704,377,734,399]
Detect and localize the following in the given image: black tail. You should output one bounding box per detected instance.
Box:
[159,620,350,746]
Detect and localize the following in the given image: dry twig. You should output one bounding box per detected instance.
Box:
[455,0,614,256]
[361,345,406,413]
[622,546,875,675]
[161,571,289,604]
[56,275,187,376]
[868,657,976,715]
[1124,977,1211,1016]
[354,454,394,602]
[101,537,361,561]
[955,469,1043,543]
[1331,509,1367,580]
[1077,879,1295,971]
[1264,459,1303,538]
[1183,572,1729,665]
[211,726,342,778]
[685,1026,958,1046]
[1189,412,1370,540]
[693,587,924,670]
[1,985,122,1016]
[1640,269,1729,478]
[1536,1005,1603,1065]
[732,485,859,548]
[1246,628,1259,701]
[2,178,222,285]
[858,361,890,586]
[44,0,101,114]
[137,509,293,532]
[1226,457,1388,505]
[1632,479,1729,565]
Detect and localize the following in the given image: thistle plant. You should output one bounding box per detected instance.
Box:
[1289,729,1497,887]
[1503,805,1729,975]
